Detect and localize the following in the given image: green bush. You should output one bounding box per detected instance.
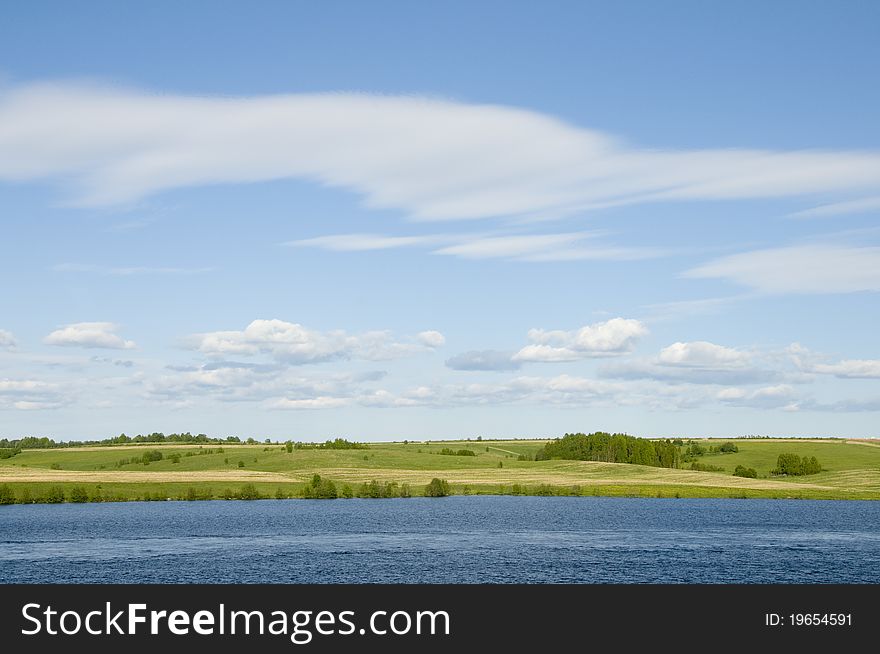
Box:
[50,462,62,470]
[733,465,758,478]
[45,486,65,503]
[237,484,262,500]
[690,462,725,473]
[424,478,450,497]
[355,480,405,499]
[0,484,15,505]
[141,450,163,464]
[719,442,739,453]
[69,486,89,503]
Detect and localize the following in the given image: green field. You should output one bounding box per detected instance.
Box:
[1,437,879,503]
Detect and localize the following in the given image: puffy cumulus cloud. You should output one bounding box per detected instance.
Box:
[684,245,880,294]
[4,82,880,217]
[44,322,136,350]
[417,330,446,348]
[0,330,16,349]
[513,318,647,362]
[657,341,751,368]
[787,343,880,379]
[188,319,443,364]
[446,350,522,371]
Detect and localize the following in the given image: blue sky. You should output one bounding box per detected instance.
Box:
[1,1,879,440]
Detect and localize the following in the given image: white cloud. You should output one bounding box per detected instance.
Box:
[416,330,445,348]
[599,341,801,386]
[684,245,880,294]
[3,82,880,218]
[44,322,136,350]
[189,319,442,363]
[513,318,647,362]
[0,379,69,410]
[811,360,880,379]
[285,234,439,251]
[717,384,799,410]
[788,343,880,379]
[434,233,591,259]
[658,341,750,368]
[0,330,16,349]
[290,231,663,262]
[265,397,349,410]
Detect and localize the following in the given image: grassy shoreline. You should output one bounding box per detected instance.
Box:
[2,437,879,504]
[1,481,877,504]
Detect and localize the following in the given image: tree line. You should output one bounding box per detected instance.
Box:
[0,433,371,450]
[534,432,680,468]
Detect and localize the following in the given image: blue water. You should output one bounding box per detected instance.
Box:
[1,497,879,583]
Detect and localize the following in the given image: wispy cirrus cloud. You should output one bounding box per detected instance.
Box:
[788,196,880,219]
[286,231,665,262]
[3,81,880,219]
[284,233,443,252]
[684,244,880,294]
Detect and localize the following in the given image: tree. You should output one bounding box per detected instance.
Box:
[771,453,822,476]
[536,432,680,468]
[285,441,293,454]
[424,478,450,497]
[302,474,338,499]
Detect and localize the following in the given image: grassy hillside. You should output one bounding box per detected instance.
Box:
[1,438,879,502]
